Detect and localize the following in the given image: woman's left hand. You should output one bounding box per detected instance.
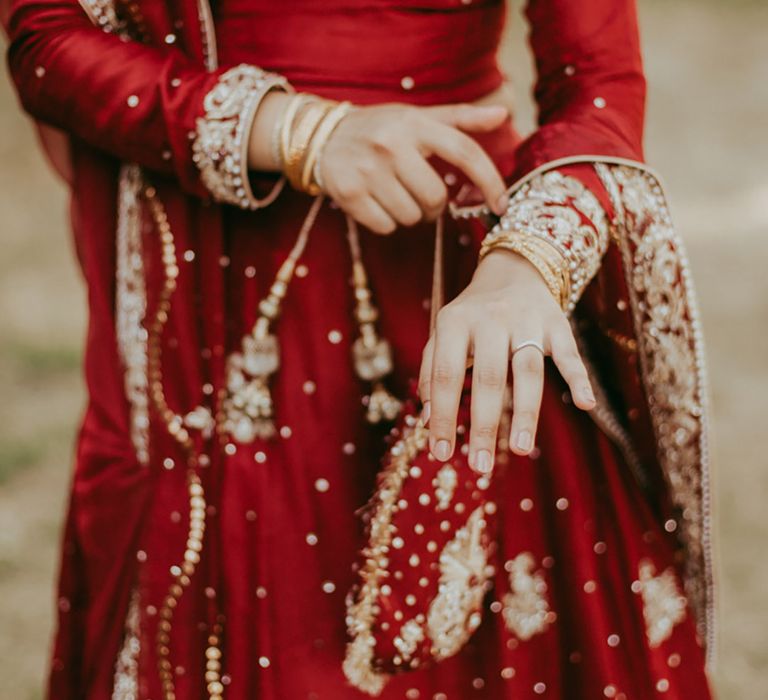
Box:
[418,248,597,473]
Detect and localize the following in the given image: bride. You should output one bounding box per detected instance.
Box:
[5,0,713,697]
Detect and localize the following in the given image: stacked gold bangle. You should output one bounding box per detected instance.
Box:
[479,230,571,310]
[276,95,354,195]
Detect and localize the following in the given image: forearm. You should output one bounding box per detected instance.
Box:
[246,90,294,171]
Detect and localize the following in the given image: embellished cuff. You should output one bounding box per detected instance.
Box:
[192,65,291,209]
[479,170,610,313]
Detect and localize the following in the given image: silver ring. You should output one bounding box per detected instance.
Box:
[512,340,545,356]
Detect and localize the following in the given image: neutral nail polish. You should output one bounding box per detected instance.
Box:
[434,439,451,461]
[422,401,431,424]
[495,193,509,215]
[515,430,532,453]
[475,450,492,474]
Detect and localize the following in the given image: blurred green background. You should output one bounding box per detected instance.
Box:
[1,1,767,697]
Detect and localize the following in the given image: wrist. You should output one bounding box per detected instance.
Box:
[247,90,294,171]
[473,247,550,289]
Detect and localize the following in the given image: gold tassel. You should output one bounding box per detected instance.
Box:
[347,218,402,423]
[220,197,323,442]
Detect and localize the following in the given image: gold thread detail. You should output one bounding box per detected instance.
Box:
[595,163,714,657]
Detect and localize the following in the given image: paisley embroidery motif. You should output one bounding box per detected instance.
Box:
[502,552,551,641]
[638,560,688,647]
[426,507,491,659]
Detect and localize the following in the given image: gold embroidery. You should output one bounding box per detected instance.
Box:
[434,464,458,511]
[426,507,490,659]
[638,560,687,648]
[112,588,140,700]
[343,420,430,696]
[596,164,714,652]
[501,552,551,641]
[394,619,425,663]
[192,65,289,210]
[480,170,610,312]
[115,164,149,465]
[80,5,149,466]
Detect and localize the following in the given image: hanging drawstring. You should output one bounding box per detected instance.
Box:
[345,215,402,423]
[219,195,324,442]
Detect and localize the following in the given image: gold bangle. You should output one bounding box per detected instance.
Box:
[278,94,310,173]
[284,100,335,190]
[300,101,354,194]
[480,234,569,310]
[520,235,571,307]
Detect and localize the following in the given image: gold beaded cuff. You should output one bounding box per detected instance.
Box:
[192,64,291,210]
[479,170,610,313]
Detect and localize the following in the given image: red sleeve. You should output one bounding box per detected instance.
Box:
[6,0,224,198]
[512,0,646,180]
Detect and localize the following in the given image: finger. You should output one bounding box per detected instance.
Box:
[420,123,508,215]
[418,336,435,421]
[367,170,424,227]
[509,342,545,456]
[425,103,509,133]
[468,328,510,474]
[549,321,596,410]
[393,152,448,221]
[429,307,470,462]
[342,195,397,235]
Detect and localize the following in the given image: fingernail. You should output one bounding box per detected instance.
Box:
[495,193,509,215]
[422,401,431,424]
[581,387,596,405]
[514,430,532,453]
[433,439,451,461]
[475,450,492,474]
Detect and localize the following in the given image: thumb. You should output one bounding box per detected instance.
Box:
[425,103,509,133]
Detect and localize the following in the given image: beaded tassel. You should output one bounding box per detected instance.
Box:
[220,196,323,442]
[346,217,402,423]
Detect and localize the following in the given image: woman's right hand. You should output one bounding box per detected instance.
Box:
[317,102,510,233]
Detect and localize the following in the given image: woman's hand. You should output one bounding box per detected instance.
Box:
[318,102,509,233]
[418,249,597,473]
[250,93,510,231]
